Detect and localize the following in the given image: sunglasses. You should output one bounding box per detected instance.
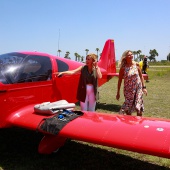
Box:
[127,54,133,56]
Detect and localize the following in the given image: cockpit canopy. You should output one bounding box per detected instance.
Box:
[0,52,52,84]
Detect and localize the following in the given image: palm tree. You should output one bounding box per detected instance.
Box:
[74,52,78,61]
[57,49,62,56]
[64,51,70,59]
[81,56,84,62]
[95,48,100,61]
[77,54,81,62]
[85,49,89,56]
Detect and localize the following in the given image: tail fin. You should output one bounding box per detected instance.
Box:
[98,39,148,81]
[98,39,117,75]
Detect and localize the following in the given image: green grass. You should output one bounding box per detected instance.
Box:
[149,61,170,66]
[0,66,170,170]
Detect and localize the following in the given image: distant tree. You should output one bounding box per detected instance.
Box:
[78,54,81,62]
[139,54,145,61]
[81,56,84,62]
[57,49,62,56]
[64,51,71,59]
[85,49,89,56]
[74,52,78,61]
[148,49,158,61]
[167,53,170,61]
[95,48,100,61]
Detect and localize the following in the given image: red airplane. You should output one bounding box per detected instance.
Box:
[0,39,170,159]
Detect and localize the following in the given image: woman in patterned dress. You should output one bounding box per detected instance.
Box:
[116,50,147,116]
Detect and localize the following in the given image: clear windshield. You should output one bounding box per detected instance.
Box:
[0,52,52,84]
[0,53,25,84]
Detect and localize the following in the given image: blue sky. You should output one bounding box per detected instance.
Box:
[0,0,170,61]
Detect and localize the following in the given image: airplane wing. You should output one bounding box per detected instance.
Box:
[8,100,76,130]
[59,112,170,159]
[8,107,170,158]
[8,104,48,130]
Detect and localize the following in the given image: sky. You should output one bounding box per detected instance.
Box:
[0,0,170,61]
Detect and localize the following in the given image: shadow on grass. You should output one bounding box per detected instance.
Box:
[76,101,121,112]
[0,128,169,170]
[96,102,121,112]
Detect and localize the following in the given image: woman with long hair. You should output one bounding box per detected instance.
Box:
[116,50,147,116]
[55,53,102,111]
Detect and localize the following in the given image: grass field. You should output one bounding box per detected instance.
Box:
[0,65,170,170]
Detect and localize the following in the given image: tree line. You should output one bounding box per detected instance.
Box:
[133,49,159,62]
[57,48,100,62]
[57,48,170,62]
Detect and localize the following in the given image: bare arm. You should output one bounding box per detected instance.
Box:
[116,67,124,100]
[137,65,147,96]
[54,66,83,77]
[95,67,102,79]
[93,61,102,79]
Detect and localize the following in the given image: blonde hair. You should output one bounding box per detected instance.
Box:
[87,53,97,62]
[118,50,132,68]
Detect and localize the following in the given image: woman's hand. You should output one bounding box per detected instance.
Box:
[93,61,98,68]
[53,72,63,77]
[116,93,120,100]
[143,88,147,96]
